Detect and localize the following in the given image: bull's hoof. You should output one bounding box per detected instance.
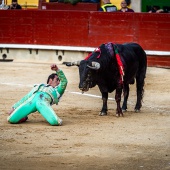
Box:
[116,113,124,117]
[99,112,107,116]
[135,109,140,113]
[122,109,127,112]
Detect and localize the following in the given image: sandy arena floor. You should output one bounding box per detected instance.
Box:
[0,61,170,170]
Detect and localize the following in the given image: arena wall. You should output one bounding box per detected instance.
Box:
[0,10,169,67]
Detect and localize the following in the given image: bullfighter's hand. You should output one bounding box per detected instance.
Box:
[51,64,59,71]
[8,107,15,115]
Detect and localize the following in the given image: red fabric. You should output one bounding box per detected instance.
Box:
[115,53,124,82]
[18,117,28,123]
[84,52,92,60]
[115,53,124,75]
[114,45,124,83]
[95,47,101,58]
[84,47,101,60]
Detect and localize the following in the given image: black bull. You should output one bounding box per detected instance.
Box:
[66,42,147,116]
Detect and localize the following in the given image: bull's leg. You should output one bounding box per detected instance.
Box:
[99,92,108,116]
[115,87,123,117]
[135,71,145,112]
[135,85,143,112]
[122,84,129,112]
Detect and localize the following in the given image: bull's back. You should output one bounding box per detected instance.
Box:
[117,43,147,82]
[118,43,147,66]
[126,43,147,71]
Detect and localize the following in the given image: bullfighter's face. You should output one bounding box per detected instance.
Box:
[48,75,60,88]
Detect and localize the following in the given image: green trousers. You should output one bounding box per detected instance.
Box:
[7,92,61,126]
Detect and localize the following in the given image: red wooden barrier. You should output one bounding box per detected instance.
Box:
[0,8,170,69]
[147,55,170,68]
[88,12,170,51]
[0,10,170,52]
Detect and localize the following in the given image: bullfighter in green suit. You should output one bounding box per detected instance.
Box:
[7,64,68,126]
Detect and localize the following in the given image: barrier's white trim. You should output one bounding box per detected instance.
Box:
[0,44,95,52]
[0,44,170,56]
[145,50,170,56]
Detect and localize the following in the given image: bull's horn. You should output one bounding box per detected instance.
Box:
[65,61,81,66]
[72,61,81,66]
[87,62,100,70]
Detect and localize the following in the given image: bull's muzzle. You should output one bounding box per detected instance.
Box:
[79,81,90,92]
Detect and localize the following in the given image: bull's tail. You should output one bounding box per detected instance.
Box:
[135,51,147,111]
